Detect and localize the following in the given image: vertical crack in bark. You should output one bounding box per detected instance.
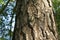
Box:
[49,13,57,39]
[12,0,58,40]
[20,31,26,40]
[27,19,35,40]
[47,0,51,7]
[27,8,35,40]
[45,13,49,39]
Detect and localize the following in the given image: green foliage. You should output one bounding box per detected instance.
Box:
[0,0,3,3]
[0,38,5,40]
[0,0,16,40]
[8,30,13,36]
[53,0,60,40]
[0,0,5,5]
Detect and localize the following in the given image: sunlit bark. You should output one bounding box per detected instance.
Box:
[12,0,58,40]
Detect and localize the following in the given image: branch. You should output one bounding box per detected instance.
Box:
[0,0,10,14]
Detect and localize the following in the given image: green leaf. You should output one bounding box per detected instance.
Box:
[0,0,5,5]
[0,0,3,4]
[0,0,3,3]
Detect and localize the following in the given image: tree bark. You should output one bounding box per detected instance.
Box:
[12,0,58,40]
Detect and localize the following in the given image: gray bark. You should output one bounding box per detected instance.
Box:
[12,0,58,40]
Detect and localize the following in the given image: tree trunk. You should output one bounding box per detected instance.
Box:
[12,0,58,40]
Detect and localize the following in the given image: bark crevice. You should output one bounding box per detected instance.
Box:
[12,0,58,40]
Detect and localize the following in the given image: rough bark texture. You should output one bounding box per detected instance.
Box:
[12,0,58,40]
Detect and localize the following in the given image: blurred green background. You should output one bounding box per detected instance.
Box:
[52,0,60,40]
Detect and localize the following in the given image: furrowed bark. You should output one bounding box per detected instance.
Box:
[12,0,58,40]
